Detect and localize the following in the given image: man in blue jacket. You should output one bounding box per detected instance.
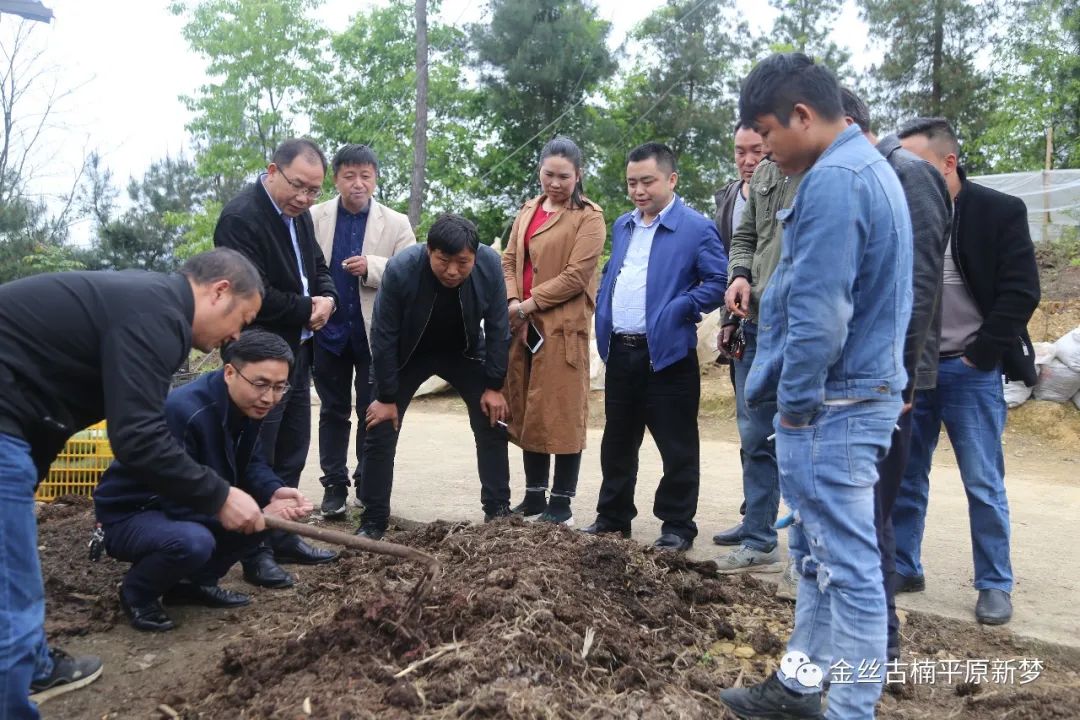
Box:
[94,330,318,633]
[585,142,727,551]
[718,53,912,720]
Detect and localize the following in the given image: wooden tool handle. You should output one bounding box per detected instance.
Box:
[263,514,440,569]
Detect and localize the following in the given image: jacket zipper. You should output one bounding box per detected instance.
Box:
[400,297,436,370]
[459,293,480,361]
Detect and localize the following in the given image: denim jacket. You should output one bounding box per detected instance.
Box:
[595,195,727,371]
[745,125,913,425]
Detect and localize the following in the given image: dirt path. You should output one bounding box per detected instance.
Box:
[295,400,1080,651]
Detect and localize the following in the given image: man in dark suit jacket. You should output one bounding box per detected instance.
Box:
[215,138,339,582]
[895,117,1040,627]
[94,331,317,633]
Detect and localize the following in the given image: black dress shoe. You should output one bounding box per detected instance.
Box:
[164,582,251,608]
[581,519,631,539]
[653,533,693,551]
[975,589,1012,625]
[712,521,745,546]
[354,524,385,541]
[274,537,339,565]
[893,573,926,594]
[119,591,175,632]
[242,553,295,589]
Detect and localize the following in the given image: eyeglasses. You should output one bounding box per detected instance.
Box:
[233,366,291,396]
[275,165,322,199]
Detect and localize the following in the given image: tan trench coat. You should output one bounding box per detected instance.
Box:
[502,195,605,454]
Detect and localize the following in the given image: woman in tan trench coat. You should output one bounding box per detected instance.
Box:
[503,136,605,526]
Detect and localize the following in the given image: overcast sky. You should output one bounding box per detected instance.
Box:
[8,0,869,237]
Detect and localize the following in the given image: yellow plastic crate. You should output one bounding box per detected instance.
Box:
[36,421,113,502]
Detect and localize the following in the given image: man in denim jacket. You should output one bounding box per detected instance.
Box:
[719,53,912,720]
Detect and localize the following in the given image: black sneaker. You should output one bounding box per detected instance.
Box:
[893,573,926,594]
[354,523,385,541]
[511,489,547,519]
[484,505,512,522]
[29,649,103,704]
[718,672,824,719]
[321,484,348,518]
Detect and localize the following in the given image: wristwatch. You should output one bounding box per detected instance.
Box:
[517,307,527,321]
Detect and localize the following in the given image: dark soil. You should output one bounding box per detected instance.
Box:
[37,499,1080,719]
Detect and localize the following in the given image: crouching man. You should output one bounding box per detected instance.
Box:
[356,214,512,539]
[93,330,320,632]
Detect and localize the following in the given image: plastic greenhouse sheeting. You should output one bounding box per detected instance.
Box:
[969,169,1080,244]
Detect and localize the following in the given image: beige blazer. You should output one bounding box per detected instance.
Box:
[310,196,416,342]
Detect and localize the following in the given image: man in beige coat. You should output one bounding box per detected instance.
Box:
[309,144,415,517]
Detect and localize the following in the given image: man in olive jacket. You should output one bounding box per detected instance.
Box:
[711,158,804,571]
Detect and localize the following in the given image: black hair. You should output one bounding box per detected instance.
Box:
[332,144,379,177]
[539,136,586,210]
[426,213,480,255]
[222,328,294,369]
[897,116,961,158]
[840,87,872,134]
[180,248,264,299]
[271,137,328,173]
[627,141,678,175]
[733,120,758,135]
[739,52,843,128]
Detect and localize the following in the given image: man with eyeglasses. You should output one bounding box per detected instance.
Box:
[93,330,318,633]
[215,138,340,586]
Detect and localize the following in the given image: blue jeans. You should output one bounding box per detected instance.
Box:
[774,401,900,720]
[892,357,1012,591]
[0,433,52,720]
[734,322,780,551]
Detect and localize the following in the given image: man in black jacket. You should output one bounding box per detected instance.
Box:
[713,122,765,254]
[356,214,512,539]
[94,330,316,633]
[842,90,952,660]
[0,249,265,717]
[895,117,1040,626]
[215,137,339,579]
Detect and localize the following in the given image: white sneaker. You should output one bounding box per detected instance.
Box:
[775,558,800,601]
[712,545,781,574]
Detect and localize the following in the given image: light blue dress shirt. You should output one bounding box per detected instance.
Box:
[611,194,678,334]
[261,174,312,342]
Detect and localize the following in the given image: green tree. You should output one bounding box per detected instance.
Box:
[470,0,617,224]
[859,0,998,170]
[768,0,851,80]
[170,0,329,187]
[309,0,485,236]
[588,0,754,223]
[86,154,212,271]
[977,0,1080,171]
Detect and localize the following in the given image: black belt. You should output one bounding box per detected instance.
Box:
[939,351,964,359]
[613,333,648,348]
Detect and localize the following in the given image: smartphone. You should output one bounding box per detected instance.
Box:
[526,321,544,354]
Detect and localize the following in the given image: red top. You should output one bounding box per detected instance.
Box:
[522,205,555,299]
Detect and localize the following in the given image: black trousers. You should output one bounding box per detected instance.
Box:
[312,338,372,488]
[874,408,914,655]
[359,352,510,530]
[259,341,312,489]
[598,339,701,539]
[255,341,312,556]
